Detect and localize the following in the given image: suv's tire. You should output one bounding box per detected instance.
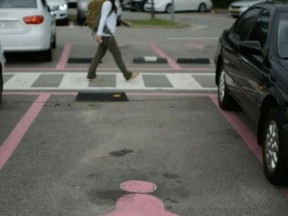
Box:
[217,65,237,110]
[0,65,2,107]
[262,108,288,185]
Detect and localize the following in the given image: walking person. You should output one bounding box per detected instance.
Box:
[87,0,139,81]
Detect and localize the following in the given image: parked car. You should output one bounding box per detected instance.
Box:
[46,0,69,25]
[77,0,123,25]
[214,1,288,185]
[144,0,213,13]
[122,0,147,11]
[0,42,5,107]
[228,0,269,18]
[0,0,57,62]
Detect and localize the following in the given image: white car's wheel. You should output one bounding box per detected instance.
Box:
[198,3,207,12]
[52,33,56,49]
[42,44,52,62]
[166,4,172,13]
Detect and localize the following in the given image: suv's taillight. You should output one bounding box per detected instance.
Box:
[23,16,44,24]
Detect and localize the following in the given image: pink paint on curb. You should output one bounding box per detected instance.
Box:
[56,43,72,70]
[209,95,262,163]
[0,93,51,170]
[149,43,182,70]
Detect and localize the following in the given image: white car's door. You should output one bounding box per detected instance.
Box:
[175,0,187,11]
[187,0,200,11]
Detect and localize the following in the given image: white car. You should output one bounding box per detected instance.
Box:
[77,0,123,25]
[144,0,213,13]
[46,0,69,24]
[228,0,269,18]
[0,41,5,107]
[0,0,57,62]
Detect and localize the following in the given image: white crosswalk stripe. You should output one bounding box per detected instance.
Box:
[3,72,217,91]
[166,74,202,90]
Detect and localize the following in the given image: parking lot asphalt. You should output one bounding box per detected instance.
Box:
[1,11,288,215]
[1,93,288,216]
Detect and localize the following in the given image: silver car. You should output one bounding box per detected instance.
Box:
[0,41,5,106]
[46,0,69,24]
[0,0,57,61]
[77,0,122,25]
[228,0,269,18]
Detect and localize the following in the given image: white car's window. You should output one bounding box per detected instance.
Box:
[0,0,37,8]
[277,13,288,58]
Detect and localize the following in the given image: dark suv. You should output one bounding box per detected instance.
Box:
[215,2,288,185]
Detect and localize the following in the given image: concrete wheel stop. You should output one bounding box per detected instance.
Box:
[133,56,167,64]
[76,91,129,102]
[68,58,102,64]
[176,58,210,64]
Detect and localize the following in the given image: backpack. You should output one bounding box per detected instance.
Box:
[86,0,105,31]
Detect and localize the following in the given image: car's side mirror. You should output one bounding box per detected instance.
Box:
[239,41,263,56]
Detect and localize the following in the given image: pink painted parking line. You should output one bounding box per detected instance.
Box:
[209,95,262,162]
[210,95,288,195]
[56,43,72,70]
[149,42,182,70]
[0,93,51,170]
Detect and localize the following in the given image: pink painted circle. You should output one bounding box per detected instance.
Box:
[120,180,157,193]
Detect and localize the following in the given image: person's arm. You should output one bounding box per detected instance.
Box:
[96,1,111,42]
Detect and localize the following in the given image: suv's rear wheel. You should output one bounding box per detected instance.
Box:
[262,108,288,185]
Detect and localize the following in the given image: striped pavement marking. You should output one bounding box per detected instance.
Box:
[3,72,217,91]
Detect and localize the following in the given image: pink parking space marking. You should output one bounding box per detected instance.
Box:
[56,43,72,70]
[104,180,180,216]
[209,95,262,163]
[0,93,51,170]
[149,42,182,70]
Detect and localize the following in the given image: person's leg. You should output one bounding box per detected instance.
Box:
[87,41,108,79]
[105,37,138,80]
